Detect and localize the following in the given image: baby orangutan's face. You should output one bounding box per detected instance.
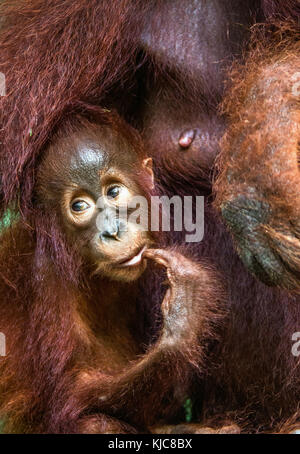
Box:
[37,125,155,282]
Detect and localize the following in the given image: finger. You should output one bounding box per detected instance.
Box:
[143,249,170,268]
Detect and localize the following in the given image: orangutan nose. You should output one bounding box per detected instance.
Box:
[100,218,120,241]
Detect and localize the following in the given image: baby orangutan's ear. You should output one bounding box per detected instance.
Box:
[142,157,154,189]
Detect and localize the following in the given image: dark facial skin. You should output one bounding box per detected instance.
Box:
[37,124,155,282]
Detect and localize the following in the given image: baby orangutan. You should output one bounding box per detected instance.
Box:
[0,111,224,433]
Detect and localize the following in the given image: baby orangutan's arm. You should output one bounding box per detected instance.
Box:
[73,248,225,432]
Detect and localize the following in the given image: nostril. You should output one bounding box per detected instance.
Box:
[99,218,120,240]
[100,227,119,241]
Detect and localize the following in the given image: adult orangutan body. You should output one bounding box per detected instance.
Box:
[0,0,299,433]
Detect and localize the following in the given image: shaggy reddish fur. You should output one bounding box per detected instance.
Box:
[0,0,299,434]
[214,23,300,291]
[0,0,149,214]
[262,0,300,20]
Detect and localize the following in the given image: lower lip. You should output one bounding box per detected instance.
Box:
[118,246,147,267]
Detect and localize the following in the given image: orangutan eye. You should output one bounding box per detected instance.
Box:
[66,194,96,225]
[71,199,91,212]
[105,184,131,205]
[106,186,121,199]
